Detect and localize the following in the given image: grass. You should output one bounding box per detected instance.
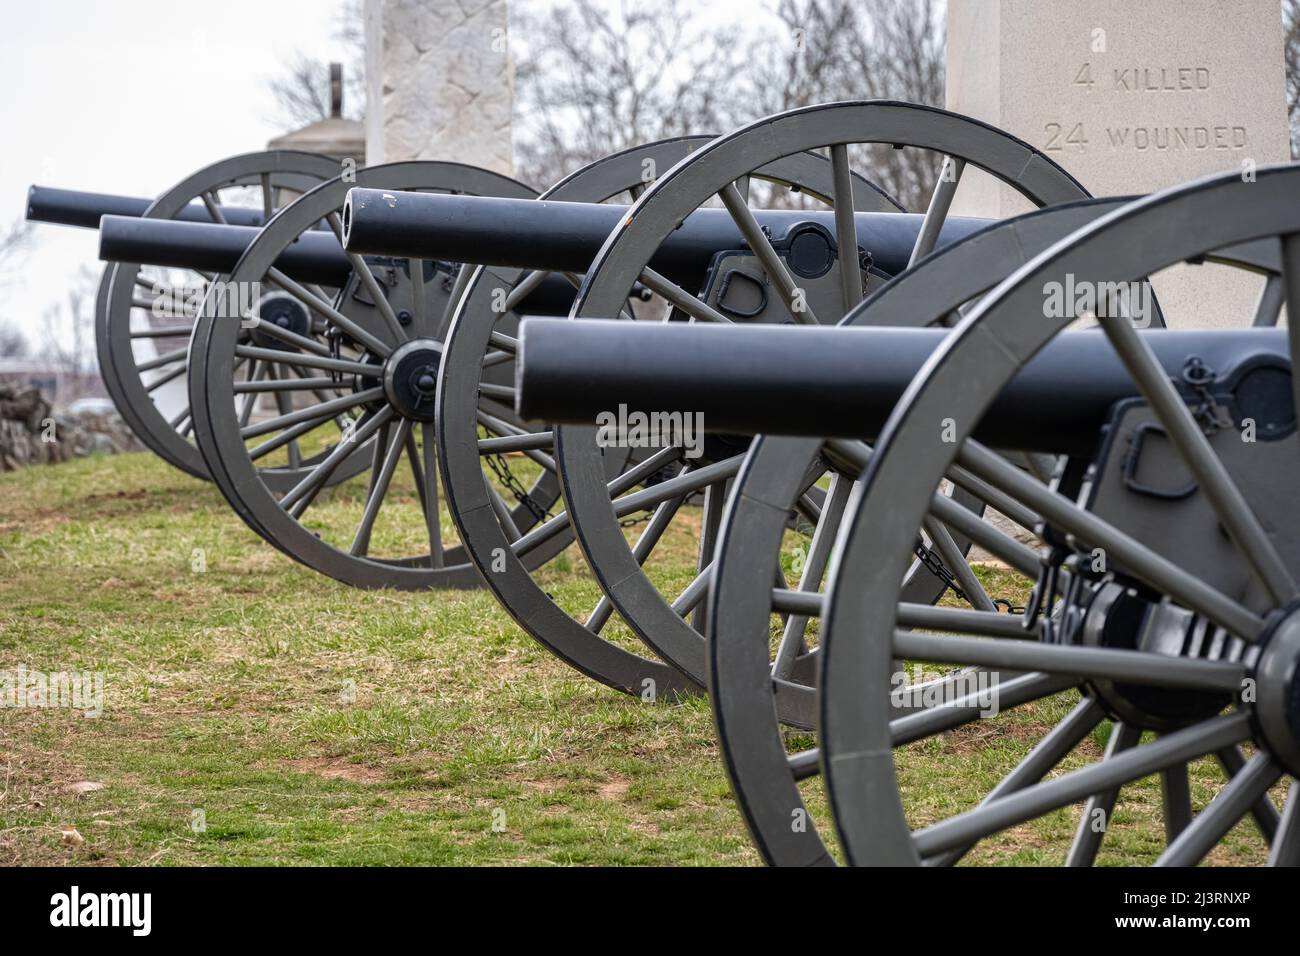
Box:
[0,450,1285,865]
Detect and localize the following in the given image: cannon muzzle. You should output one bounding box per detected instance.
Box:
[26,185,266,230]
[97,216,579,316]
[515,319,1290,457]
[341,188,990,281]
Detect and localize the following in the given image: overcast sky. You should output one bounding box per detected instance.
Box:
[0,0,355,348]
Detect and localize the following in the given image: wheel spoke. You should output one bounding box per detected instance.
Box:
[241,387,383,440]
[267,266,392,358]
[890,672,1079,747]
[235,344,376,378]
[587,493,685,634]
[1099,311,1297,604]
[351,419,409,556]
[638,268,732,324]
[1066,722,1143,866]
[1156,754,1281,866]
[921,515,995,612]
[829,144,863,316]
[281,407,391,514]
[610,456,741,518]
[908,155,965,267]
[134,345,188,373]
[911,713,1252,857]
[327,212,407,343]
[958,440,1266,640]
[1161,760,1193,844]
[1252,274,1284,327]
[479,431,553,455]
[201,191,227,224]
[416,422,444,567]
[1269,781,1300,866]
[893,631,1246,692]
[719,184,819,325]
[925,698,1105,866]
[241,311,332,357]
[1216,746,1281,841]
[774,473,852,679]
[692,481,726,630]
[144,362,187,394]
[671,563,712,618]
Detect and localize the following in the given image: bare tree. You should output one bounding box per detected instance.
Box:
[0,217,31,290]
[38,266,97,377]
[0,218,34,358]
[513,0,945,203]
[512,0,760,189]
[266,0,366,125]
[0,322,28,359]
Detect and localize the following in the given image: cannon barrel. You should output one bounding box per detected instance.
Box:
[96,215,578,316]
[99,216,351,287]
[515,319,1291,457]
[341,188,991,281]
[26,185,267,229]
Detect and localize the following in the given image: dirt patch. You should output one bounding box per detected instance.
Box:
[277,757,387,783]
[597,775,631,800]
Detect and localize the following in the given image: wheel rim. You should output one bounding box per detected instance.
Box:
[190,161,537,589]
[435,136,901,696]
[557,101,1089,698]
[100,150,341,481]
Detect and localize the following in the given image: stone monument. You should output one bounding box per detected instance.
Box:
[364,0,514,175]
[946,0,1291,328]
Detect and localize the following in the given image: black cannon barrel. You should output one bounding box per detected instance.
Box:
[99,217,351,287]
[515,319,1290,457]
[26,185,266,229]
[97,215,578,316]
[341,188,990,280]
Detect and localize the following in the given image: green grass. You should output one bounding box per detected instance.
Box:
[0,451,750,866]
[0,451,1284,865]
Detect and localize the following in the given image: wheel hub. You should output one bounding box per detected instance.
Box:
[249,291,311,350]
[1078,581,1240,732]
[382,338,443,422]
[1255,608,1300,776]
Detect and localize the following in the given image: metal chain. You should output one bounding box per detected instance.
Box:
[913,538,1024,614]
[485,451,552,523]
[1182,356,1233,435]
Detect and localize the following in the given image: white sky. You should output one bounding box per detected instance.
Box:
[0,0,355,347]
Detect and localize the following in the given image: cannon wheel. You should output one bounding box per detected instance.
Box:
[188,161,541,589]
[99,151,342,484]
[435,136,901,697]
[706,196,1186,866]
[819,164,1300,866]
[555,101,1089,699]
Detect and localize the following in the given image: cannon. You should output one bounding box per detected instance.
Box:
[516,163,1300,867]
[341,187,990,285]
[96,216,579,314]
[183,136,909,621]
[25,151,344,485]
[410,101,1100,705]
[27,184,274,229]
